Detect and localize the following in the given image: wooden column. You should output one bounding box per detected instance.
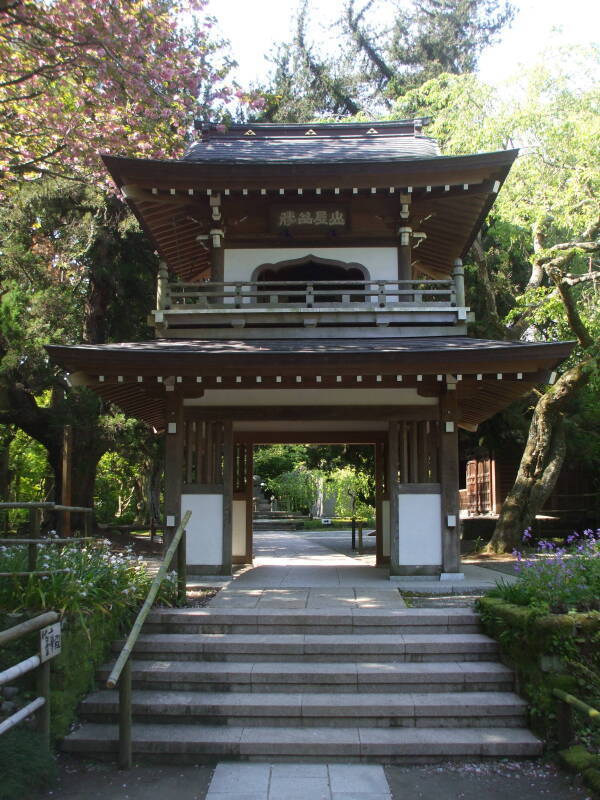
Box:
[164,392,184,553]
[440,386,460,573]
[221,420,233,575]
[452,258,466,307]
[61,425,72,536]
[210,238,225,283]
[375,441,384,566]
[397,194,412,281]
[387,421,400,574]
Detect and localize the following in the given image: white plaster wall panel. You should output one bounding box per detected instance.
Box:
[232,500,247,557]
[381,499,390,558]
[397,492,442,566]
[185,389,438,407]
[224,247,398,284]
[181,494,223,566]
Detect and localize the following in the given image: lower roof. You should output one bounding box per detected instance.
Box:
[47,336,573,431]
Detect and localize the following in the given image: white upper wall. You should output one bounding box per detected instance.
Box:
[224,247,398,283]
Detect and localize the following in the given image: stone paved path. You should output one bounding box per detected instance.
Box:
[205,762,391,800]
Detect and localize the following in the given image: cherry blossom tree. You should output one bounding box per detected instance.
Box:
[0,0,248,186]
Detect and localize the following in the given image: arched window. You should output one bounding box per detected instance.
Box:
[252,255,369,304]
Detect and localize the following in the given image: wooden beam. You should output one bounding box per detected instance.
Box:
[184,405,438,422]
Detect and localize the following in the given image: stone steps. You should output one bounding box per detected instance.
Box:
[112,632,499,663]
[62,603,542,762]
[143,607,481,635]
[95,659,514,693]
[62,723,542,763]
[79,688,528,728]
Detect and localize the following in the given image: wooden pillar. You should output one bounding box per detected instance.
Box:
[375,441,384,566]
[387,421,400,574]
[164,393,184,554]
[221,420,233,575]
[440,386,460,573]
[209,193,224,284]
[397,228,412,281]
[397,193,412,281]
[156,260,169,310]
[61,425,72,537]
[210,239,225,283]
[453,258,465,307]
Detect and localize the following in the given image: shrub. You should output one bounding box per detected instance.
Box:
[0,729,57,800]
[488,528,600,612]
[0,539,177,617]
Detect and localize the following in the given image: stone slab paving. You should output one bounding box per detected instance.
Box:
[205,763,391,800]
[195,530,517,594]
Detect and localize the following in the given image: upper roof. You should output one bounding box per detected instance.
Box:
[184,120,440,164]
[101,120,518,281]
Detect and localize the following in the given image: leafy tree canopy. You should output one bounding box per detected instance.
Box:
[0,0,256,186]
[256,0,513,121]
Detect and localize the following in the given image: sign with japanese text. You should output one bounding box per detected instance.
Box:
[272,206,348,233]
[40,622,62,662]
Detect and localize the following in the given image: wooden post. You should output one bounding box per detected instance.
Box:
[453,258,466,307]
[156,261,169,310]
[36,659,51,748]
[83,511,92,539]
[118,658,132,769]
[387,421,400,574]
[221,420,233,575]
[210,236,225,284]
[375,441,385,565]
[28,507,38,572]
[164,394,184,557]
[61,425,72,536]
[397,228,412,281]
[440,387,460,573]
[398,194,412,281]
[556,699,573,749]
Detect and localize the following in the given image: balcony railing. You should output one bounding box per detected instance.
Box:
[165,279,457,309]
[152,277,468,338]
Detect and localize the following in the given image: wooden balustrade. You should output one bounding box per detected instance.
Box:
[166,279,457,310]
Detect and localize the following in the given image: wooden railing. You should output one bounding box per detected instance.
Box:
[554,688,600,749]
[0,611,62,748]
[0,502,94,575]
[106,510,191,768]
[165,279,456,309]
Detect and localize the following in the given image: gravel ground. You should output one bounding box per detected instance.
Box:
[35,756,591,800]
[386,758,591,800]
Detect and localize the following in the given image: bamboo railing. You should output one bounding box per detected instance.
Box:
[553,688,600,749]
[0,611,61,747]
[106,510,191,768]
[0,501,94,574]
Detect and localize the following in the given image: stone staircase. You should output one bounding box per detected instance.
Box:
[62,605,542,763]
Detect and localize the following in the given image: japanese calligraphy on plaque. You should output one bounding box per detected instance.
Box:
[272,206,347,233]
[40,622,62,662]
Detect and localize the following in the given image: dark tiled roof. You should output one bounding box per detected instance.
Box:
[182,134,440,164]
[49,336,572,359]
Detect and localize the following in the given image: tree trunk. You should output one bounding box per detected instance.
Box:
[486,361,591,553]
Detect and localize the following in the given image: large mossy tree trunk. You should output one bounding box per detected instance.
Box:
[486,362,591,553]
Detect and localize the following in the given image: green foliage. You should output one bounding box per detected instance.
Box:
[477,594,600,746]
[0,540,177,616]
[0,729,57,800]
[487,532,600,611]
[257,0,514,121]
[254,445,309,482]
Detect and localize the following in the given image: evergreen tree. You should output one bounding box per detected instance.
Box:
[257,0,513,121]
